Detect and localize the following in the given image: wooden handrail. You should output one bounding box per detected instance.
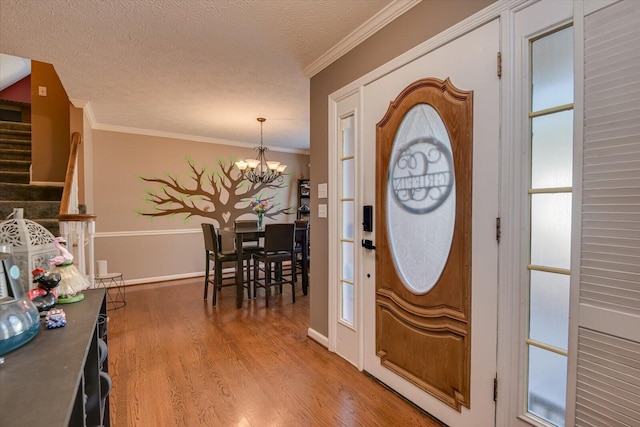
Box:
[57,131,97,286]
[58,213,97,222]
[59,131,82,215]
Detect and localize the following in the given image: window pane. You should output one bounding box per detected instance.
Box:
[386,104,455,293]
[531,27,574,111]
[341,281,354,325]
[528,346,567,427]
[530,193,572,269]
[342,200,354,240]
[341,241,354,282]
[342,158,355,199]
[341,114,355,157]
[531,110,573,189]
[529,270,570,350]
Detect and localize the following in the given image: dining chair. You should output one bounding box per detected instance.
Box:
[201,223,252,306]
[234,219,264,297]
[201,223,217,301]
[234,219,263,254]
[294,219,310,282]
[252,223,297,307]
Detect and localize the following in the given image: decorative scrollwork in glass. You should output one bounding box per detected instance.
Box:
[391,137,454,213]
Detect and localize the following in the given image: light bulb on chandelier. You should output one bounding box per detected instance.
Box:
[234,118,286,184]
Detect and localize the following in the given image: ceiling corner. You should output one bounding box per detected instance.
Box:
[303,0,422,78]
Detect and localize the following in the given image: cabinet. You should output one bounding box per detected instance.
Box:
[0,289,110,426]
[297,178,310,220]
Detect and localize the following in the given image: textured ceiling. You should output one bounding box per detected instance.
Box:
[0,0,401,151]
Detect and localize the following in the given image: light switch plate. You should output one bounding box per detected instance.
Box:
[38,86,47,96]
[318,183,327,199]
[318,204,327,218]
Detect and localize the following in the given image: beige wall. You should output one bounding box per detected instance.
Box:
[91,129,309,282]
[308,0,496,336]
[31,60,70,183]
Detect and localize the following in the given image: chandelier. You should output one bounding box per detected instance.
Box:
[234,117,286,184]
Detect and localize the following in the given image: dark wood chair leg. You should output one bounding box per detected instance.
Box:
[265,262,271,308]
[253,260,258,299]
[292,255,297,303]
[292,259,297,284]
[212,261,222,307]
[274,262,283,293]
[292,282,295,304]
[204,255,210,300]
[245,259,252,299]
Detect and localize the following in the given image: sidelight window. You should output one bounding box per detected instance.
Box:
[525,25,573,427]
[339,114,355,326]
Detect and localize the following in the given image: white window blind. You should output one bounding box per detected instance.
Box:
[577,1,640,425]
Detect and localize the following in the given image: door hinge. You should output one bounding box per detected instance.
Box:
[494,377,498,401]
[496,217,501,243]
[497,52,502,78]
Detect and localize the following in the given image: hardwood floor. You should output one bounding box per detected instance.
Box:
[107,279,443,426]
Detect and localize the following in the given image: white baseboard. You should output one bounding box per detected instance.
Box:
[106,271,205,286]
[307,327,329,348]
[90,268,240,287]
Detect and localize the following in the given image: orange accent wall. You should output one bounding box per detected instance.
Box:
[31,60,70,183]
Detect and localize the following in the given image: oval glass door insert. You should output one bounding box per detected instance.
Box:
[386,103,456,294]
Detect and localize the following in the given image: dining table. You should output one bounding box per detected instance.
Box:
[221,223,309,308]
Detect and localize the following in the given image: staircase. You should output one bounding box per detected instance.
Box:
[0,120,61,236]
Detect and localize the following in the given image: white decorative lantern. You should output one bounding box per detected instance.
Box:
[0,208,58,293]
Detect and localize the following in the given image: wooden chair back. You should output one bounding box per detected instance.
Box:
[201,223,216,253]
[264,223,295,253]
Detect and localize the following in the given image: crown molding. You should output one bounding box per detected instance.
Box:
[330,0,522,101]
[303,0,422,78]
[72,100,309,155]
[92,122,309,155]
[71,98,97,129]
[69,98,87,108]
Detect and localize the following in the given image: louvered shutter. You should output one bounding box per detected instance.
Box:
[577,1,640,425]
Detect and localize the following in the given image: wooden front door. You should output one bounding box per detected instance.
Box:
[375,77,473,411]
[361,19,500,426]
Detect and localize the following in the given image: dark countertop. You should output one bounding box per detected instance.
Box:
[0,289,105,427]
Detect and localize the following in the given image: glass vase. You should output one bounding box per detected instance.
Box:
[257,212,264,230]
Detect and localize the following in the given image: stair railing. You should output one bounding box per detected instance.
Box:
[58,132,97,286]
